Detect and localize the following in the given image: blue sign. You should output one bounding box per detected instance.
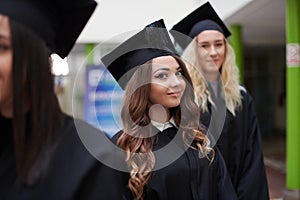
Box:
[84,64,123,137]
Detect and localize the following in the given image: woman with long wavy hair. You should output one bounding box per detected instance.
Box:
[102,19,237,200]
[171,2,269,200]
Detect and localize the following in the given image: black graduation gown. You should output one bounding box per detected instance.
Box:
[113,126,238,200]
[200,87,270,200]
[0,114,126,200]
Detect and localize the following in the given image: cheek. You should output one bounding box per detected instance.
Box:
[3,70,13,95]
[197,49,208,59]
[179,78,186,90]
[0,70,13,110]
[197,52,207,66]
[219,48,226,60]
[0,55,13,90]
[149,84,165,103]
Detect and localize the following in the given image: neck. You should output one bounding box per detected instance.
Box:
[204,72,219,83]
[149,104,170,123]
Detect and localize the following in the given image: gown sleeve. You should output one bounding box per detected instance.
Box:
[212,147,238,200]
[202,89,270,200]
[235,93,269,199]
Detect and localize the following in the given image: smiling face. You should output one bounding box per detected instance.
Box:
[0,15,13,117]
[149,56,186,109]
[196,30,226,77]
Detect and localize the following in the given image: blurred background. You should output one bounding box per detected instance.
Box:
[51,0,299,199]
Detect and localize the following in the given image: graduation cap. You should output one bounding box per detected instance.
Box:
[101,19,177,90]
[0,0,97,58]
[171,2,231,49]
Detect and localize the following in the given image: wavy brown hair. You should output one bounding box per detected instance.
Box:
[117,55,214,200]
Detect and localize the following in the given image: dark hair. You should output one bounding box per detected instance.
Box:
[10,19,64,185]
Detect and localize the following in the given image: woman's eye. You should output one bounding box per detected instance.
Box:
[200,44,208,48]
[0,44,11,51]
[154,73,168,79]
[175,71,183,76]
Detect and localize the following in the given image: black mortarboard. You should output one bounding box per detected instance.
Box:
[171,2,231,48]
[0,0,97,58]
[101,19,177,90]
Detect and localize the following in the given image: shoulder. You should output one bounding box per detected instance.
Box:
[239,85,253,104]
[54,115,115,165]
[239,85,247,93]
[21,114,128,200]
[111,130,124,144]
[62,115,109,138]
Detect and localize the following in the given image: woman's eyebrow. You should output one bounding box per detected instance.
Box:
[153,68,170,74]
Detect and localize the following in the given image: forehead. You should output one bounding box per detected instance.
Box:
[151,56,180,70]
[196,30,224,42]
[0,14,10,36]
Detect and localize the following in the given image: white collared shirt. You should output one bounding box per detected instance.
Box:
[151,117,177,132]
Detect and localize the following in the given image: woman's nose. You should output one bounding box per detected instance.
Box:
[209,46,217,55]
[169,74,181,87]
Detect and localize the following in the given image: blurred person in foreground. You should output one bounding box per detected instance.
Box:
[0,0,126,199]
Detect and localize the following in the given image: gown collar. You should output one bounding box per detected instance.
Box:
[151,117,177,132]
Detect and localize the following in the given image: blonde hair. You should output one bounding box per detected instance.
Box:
[181,37,242,115]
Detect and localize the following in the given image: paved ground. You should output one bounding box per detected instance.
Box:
[262,134,300,200]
